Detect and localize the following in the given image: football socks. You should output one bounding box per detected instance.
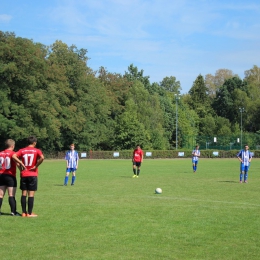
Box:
[28,197,34,215]
[21,195,27,213]
[8,197,16,213]
[64,176,69,185]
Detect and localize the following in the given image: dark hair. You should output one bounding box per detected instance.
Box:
[28,136,37,145]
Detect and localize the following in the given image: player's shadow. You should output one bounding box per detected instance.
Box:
[0,212,13,216]
[54,184,66,186]
[217,181,237,183]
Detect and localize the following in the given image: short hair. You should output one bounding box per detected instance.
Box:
[70,144,75,147]
[5,139,15,148]
[28,136,37,145]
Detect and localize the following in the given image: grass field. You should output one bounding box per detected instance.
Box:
[0,158,260,260]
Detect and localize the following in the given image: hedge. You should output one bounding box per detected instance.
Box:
[43,150,260,159]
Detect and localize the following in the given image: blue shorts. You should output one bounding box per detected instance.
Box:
[66,168,77,173]
[192,159,198,164]
[240,163,249,172]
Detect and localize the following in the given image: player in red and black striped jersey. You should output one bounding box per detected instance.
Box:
[132,145,143,178]
[12,136,44,217]
[0,139,23,216]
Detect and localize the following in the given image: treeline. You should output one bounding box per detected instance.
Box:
[0,31,260,152]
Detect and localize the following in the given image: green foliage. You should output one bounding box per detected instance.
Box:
[113,99,151,150]
[188,74,212,117]
[199,115,216,136]
[160,76,181,93]
[215,116,232,136]
[213,77,248,124]
[124,63,152,93]
[1,30,260,151]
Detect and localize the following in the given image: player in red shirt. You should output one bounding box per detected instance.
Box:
[132,145,144,178]
[12,136,44,217]
[0,139,23,216]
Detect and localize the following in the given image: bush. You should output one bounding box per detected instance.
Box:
[44,149,259,159]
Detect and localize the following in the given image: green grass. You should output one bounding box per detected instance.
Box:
[1,159,260,260]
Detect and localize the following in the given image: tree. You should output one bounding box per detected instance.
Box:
[243,65,260,132]
[0,31,51,148]
[177,102,199,149]
[124,64,152,93]
[205,69,237,98]
[215,116,232,136]
[113,99,151,149]
[188,74,212,117]
[160,76,181,94]
[125,81,168,149]
[244,65,260,100]
[213,77,248,125]
[98,66,131,119]
[199,115,216,137]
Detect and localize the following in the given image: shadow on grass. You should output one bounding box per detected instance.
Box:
[54,184,66,186]
[0,212,13,216]
[217,180,237,183]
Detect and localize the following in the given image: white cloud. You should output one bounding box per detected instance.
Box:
[0,14,12,23]
[2,0,259,93]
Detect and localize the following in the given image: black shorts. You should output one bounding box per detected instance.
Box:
[20,176,38,191]
[0,174,17,187]
[133,161,141,167]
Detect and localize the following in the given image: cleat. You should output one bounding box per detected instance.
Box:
[27,213,38,217]
[11,212,22,216]
[22,213,27,217]
[132,175,136,178]
[64,184,67,186]
[244,181,248,183]
[71,183,74,186]
[136,176,139,178]
[240,181,242,183]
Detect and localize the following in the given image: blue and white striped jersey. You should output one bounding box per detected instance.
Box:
[192,149,200,161]
[237,150,252,166]
[65,150,79,168]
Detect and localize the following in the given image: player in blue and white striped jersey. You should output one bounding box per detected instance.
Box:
[237,144,252,183]
[192,145,200,173]
[63,144,79,186]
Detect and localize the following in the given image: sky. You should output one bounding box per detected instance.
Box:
[1,0,260,93]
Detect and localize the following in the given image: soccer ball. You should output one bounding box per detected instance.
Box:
[155,188,162,194]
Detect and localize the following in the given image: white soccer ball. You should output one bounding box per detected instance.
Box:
[155,188,162,194]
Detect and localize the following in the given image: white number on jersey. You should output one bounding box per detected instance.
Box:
[23,154,35,166]
[0,156,11,169]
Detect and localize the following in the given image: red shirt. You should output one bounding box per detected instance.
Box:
[133,149,143,163]
[15,147,43,177]
[0,149,17,177]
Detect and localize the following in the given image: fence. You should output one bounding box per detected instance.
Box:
[180,134,260,150]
